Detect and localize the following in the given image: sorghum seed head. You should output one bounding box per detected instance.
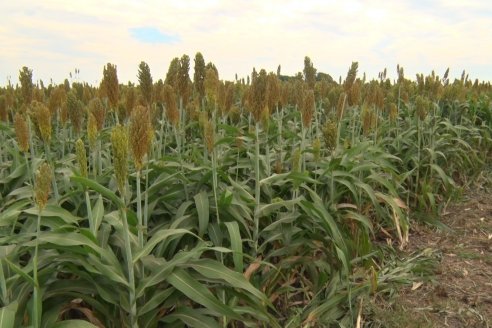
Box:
[14,113,29,153]
[336,92,346,121]
[389,103,398,122]
[129,105,152,171]
[361,103,376,135]
[312,138,321,162]
[291,148,301,173]
[111,124,129,195]
[75,139,88,178]
[301,89,315,128]
[203,119,215,154]
[35,162,52,210]
[87,113,98,149]
[163,84,179,127]
[88,97,106,131]
[415,95,429,120]
[322,120,337,151]
[31,101,52,144]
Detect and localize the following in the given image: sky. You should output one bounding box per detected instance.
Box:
[1,0,492,86]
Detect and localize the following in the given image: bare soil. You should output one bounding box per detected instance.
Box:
[367,184,492,327]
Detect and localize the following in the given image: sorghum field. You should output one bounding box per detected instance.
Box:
[0,55,491,327]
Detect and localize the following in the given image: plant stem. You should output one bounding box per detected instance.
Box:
[33,210,42,328]
[158,108,165,158]
[211,149,220,224]
[136,170,143,249]
[44,144,59,203]
[28,117,36,161]
[85,190,95,237]
[97,139,102,176]
[120,194,138,327]
[336,94,347,152]
[144,161,149,234]
[301,125,306,172]
[415,118,421,207]
[253,122,261,256]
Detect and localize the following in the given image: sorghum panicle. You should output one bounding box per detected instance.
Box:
[14,113,30,153]
[35,162,52,210]
[129,105,152,171]
[75,139,88,178]
[111,124,129,195]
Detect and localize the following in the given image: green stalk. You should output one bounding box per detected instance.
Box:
[351,106,358,145]
[32,210,42,328]
[85,190,95,237]
[415,118,422,207]
[120,194,138,327]
[374,106,379,144]
[397,84,401,149]
[163,123,169,157]
[336,94,347,152]
[97,139,102,176]
[144,160,150,233]
[113,109,119,125]
[91,147,96,177]
[28,117,36,161]
[174,126,181,156]
[44,144,59,203]
[158,108,166,158]
[330,95,347,205]
[174,124,189,201]
[179,97,184,154]
[210,109,227,328]
[61,127,66,160]
[314,102,320,139]
[235,151,240,181]
[211,149,220,224]
[301,125,306,172]
[136,170,143,248]
[253,122,261,256]
[277,106,283,162]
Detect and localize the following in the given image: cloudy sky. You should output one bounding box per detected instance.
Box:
[1,0,491,86]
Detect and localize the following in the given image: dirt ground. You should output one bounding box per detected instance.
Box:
[367,183,492,327]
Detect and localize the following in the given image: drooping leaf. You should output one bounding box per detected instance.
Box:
[194,191,209,238]
[167,268,240,320]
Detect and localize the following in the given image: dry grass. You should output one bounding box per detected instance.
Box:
[366,180,492,327]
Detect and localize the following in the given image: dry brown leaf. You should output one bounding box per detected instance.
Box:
[411,281,423,291]
[336,203,358,210]
[393,197,408,209]
[243,257,262,281]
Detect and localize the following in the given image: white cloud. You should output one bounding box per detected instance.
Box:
[1,0,491,85]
